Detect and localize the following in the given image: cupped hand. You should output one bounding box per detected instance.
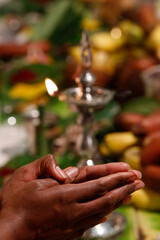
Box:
[0,155,144,240]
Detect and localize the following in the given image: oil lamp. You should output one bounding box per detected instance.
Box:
[59,30,114,166]
[45,30,114,166]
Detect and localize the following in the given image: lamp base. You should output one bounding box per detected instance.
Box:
[79,211,126,240]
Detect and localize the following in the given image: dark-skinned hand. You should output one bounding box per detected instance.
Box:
[0,154,144,240]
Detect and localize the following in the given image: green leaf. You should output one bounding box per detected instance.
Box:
[95,100,120,122]
[121,97,160,115]
[0,177,3,187]
[32,0,73,40]
[117,206,139,240]
[137,209,160,239]
[32,0,83,45]
[56,151,80,169]
[5,153,36,169]
[47,97,72,119]
[0,0,43,15]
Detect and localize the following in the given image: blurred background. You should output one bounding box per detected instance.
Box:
[1,0,160,239]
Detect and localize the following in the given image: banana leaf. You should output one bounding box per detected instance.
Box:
[118,206,160,240]
[32,0,84,45]
[121,97,160,115]
[117,206,139,240]
[56,151,80,169]
[137,209,160,240]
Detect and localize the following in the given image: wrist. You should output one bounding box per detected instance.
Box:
[0,215,17,240]
[0,211,35,240]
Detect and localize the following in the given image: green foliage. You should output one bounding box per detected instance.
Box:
[121,97,160,115]
[5,153,36,169]
[47,97,72,118]
[1,62,60,122]
[3,151,79,172]
[0,177,3,187]
[56,151,80,169]
[0,0,43,15]
[17,0,44,13]
[1,62,62,103]
[95,100,120,122]
[32,0,84,45]
[117,206,138,240]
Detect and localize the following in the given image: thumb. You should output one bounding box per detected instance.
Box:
[15,154,67,182]
[32,154,67,181]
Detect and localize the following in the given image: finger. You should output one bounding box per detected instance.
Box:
[74,212,105,230]
[65,162,131,183]
[74,195,132,230]
[64,167,79,183]
[15,154,67,182]
[72,196,132,237]
[67,170,141,202]
[78,180,144,218]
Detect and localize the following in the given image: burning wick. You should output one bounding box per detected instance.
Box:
[45,78,58,97]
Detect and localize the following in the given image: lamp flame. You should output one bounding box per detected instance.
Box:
[45,78,58,96]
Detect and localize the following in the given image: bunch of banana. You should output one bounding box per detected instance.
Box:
[100,131,160,210]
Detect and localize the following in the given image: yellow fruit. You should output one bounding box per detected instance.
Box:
[120,20,144,44]
[122,146,142,170]
[131,188,160,210]
[91,31,126,52]
[147,24,160,49]
[104,132,138,155]
[81,18,101,31]
[69,47,115,74]
[99,143,112,156]
[9,82,46,101]
[69,46,95,63]
[69,46,81,62]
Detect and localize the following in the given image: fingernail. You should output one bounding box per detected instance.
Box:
[129,170,142,179]
[120,162,131,170]
[65,167,79,180]
[55,166,67,179]
[128,174,137,182]
[135,181,145,191]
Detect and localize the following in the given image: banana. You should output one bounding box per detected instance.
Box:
[104,132,138,155]
[99,143,112,156]
[147,24,160,49]
[81,18,101,31]
[90,31,126,52]
[122,146,142,170]
[131,188,160,210]
[120,20,144,44]
[9,82,46,101]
